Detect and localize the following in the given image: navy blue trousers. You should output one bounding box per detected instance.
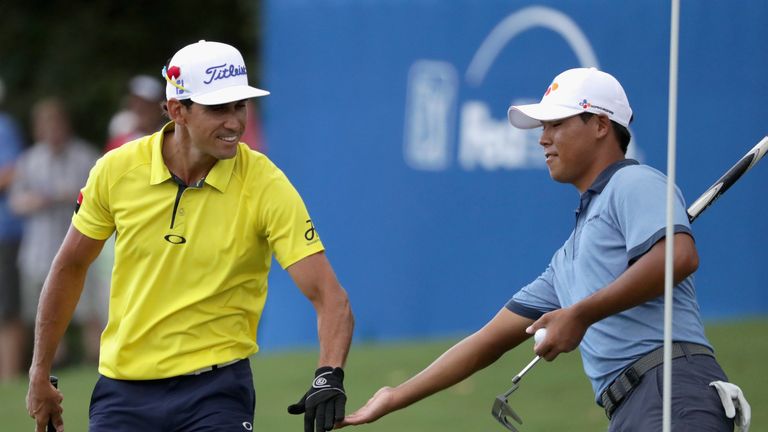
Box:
[89,359,255,431]
[608,354,733,431]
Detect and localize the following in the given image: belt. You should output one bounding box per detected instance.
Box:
[600,342,714,419]
[184,358,242,376]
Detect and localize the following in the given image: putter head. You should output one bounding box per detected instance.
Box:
[491,383,523,431]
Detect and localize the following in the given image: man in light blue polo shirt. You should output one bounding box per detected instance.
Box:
[338,68,749,432]
[504,68,742,431]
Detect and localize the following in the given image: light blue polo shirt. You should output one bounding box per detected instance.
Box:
[506,159,711,404]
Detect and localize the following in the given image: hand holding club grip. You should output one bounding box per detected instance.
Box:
[47,376,58,432]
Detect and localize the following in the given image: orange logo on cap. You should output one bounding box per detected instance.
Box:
[544,82,559,97]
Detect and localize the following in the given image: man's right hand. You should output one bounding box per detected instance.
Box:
[336,387,396,428]
[527,306,589,361]
[27,374,63,432]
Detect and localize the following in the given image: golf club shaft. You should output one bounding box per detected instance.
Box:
[511,355,540,384]
[687,136,768,222]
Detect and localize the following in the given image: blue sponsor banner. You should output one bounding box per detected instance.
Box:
[259,0,768,349]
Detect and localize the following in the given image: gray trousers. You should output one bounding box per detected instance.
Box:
[608,354,733,431]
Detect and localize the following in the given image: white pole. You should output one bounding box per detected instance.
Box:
[664,0,681,431]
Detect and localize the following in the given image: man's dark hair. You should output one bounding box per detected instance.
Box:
[579,112,632,154]
[162,98,193,118]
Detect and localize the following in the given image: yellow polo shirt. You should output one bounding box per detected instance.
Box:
[73,123,324,379]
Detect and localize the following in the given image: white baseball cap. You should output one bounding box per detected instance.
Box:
[162,40,269,105]
[508,67,632,129]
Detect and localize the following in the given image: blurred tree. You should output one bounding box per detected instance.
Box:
[0,0,261,147]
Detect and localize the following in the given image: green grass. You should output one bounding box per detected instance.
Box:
[2,318,765,431]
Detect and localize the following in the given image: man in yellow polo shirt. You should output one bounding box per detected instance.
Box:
[26,40,354,432]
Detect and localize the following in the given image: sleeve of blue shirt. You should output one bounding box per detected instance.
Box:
[505,261,562,320]
[609,166,693,264]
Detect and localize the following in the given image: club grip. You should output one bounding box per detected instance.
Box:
[48,375,58,432]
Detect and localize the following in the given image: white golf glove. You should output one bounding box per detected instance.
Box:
[709,381,750,432]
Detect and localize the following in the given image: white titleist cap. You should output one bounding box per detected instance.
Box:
[162,40,269,105]
[508,67,632,129]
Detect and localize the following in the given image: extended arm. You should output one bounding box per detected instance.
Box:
[529,233,698,360]
[287,251,354,367]
[339,308,533,426]
[26,225,105,432]
[286,252,354,432]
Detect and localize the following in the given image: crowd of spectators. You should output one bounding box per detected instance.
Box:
[0,74,166,382]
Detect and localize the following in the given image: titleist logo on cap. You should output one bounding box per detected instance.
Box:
[204,64,248,85]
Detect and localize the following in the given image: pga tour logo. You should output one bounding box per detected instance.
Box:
[403,6,640,171]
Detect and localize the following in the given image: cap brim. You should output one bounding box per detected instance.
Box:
[507,104,583,129]
[191,85,270,105]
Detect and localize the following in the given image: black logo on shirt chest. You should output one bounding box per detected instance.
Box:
[164,234,187,244]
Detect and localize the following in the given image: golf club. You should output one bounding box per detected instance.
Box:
[491,330,545,431]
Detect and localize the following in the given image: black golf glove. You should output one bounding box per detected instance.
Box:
[288,366,346,432]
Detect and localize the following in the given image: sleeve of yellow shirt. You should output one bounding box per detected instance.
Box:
[260,168,325,270]
[72,155,116,240]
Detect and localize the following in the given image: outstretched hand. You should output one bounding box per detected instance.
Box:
[526,306,589,361]
[288,367,347,432]
[336,387,396,428]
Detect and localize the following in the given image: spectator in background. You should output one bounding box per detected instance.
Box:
[9,97,102,365]
[104,74,164,153]
[0,76,26,382]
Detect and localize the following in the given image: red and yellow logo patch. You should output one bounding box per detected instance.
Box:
[75,191,83,214]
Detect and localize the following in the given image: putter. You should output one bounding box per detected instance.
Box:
[491,355,541,431]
